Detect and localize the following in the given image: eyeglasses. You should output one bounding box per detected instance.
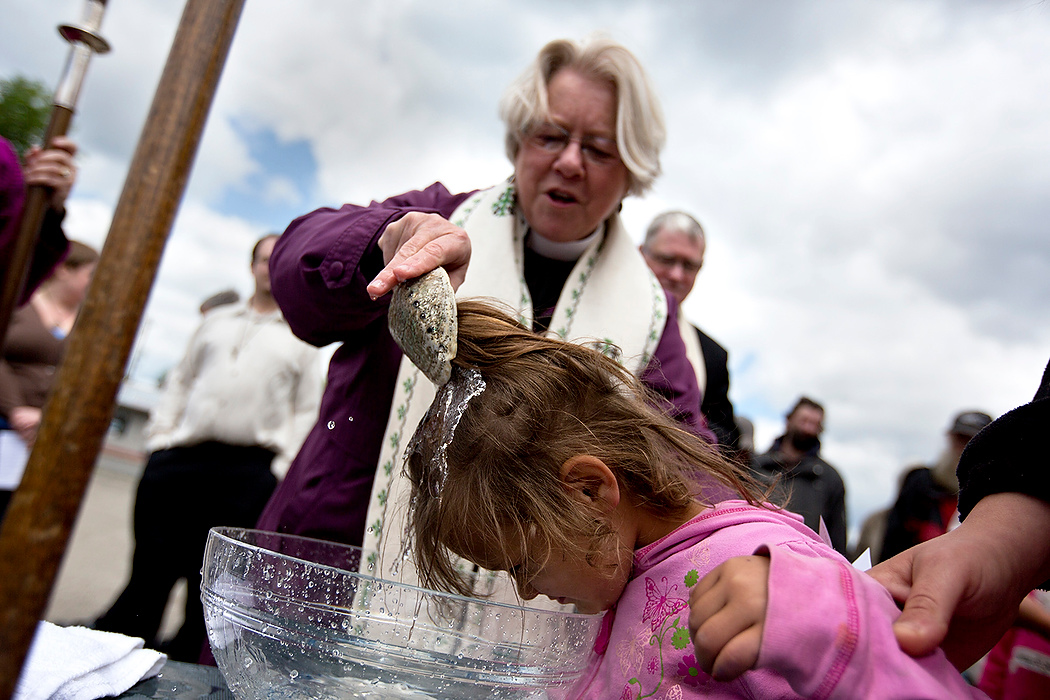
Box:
[523,122,620,166]
[643,251,702,275]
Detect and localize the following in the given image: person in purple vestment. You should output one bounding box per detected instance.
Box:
[256,36,713,548]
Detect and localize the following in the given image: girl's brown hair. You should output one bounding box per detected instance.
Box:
[406,299,766,599]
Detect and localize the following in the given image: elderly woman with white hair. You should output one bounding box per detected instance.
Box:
[256,36,712,560]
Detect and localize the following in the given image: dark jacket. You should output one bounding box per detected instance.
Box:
[694,326,741,451]
[880,466,957,563]
[751,439,848,555]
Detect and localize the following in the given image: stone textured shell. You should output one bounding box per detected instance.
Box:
[388,268,458,385]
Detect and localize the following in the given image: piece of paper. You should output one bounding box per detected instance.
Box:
[0,430,29,490]
[852,548,872,572]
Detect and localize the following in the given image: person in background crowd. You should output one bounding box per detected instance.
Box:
[751,396,848,555]
[94,234,323,662]
[853,464,935,565]
[640,210,740,451]
[879,410,993,563]
[0,240,98,520]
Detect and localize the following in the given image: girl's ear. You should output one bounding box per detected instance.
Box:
[560,455,620,512]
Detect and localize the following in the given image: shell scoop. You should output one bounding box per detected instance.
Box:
[388,267,458,385]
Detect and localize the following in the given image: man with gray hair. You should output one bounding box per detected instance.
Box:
[640,211,740,450]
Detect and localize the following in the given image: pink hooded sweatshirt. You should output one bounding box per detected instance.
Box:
[565,500,986,699]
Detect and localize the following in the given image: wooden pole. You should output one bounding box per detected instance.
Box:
[0,0,245,694]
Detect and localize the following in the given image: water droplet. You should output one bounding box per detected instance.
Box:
[327,420,335,429]
[289,669,299,679]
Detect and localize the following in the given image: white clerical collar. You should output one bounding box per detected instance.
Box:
[526,223,605,261]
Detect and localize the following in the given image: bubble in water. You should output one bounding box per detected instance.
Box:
[289,669,299,680]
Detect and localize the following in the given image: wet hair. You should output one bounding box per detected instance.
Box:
[499,35,665,196]
[61,240,99,269]
[643,211,705,248]
[406,299,765,599]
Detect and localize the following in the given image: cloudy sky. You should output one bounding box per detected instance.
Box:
[4,0,1048,543]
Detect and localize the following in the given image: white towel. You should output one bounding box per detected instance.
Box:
[15,622,166,700]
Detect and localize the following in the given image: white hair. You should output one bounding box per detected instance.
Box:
[643,211,705,247]
[499,36,666,196]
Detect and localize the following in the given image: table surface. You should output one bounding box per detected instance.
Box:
[118,661,233,700]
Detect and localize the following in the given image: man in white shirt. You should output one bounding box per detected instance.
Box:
[95,234,323,661]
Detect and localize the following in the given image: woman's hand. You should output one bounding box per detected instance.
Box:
[366,212,471,298]
[23,136,78,210]
[688,554,770,681]
[9,406,42,447]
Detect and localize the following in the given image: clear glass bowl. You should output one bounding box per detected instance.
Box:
[202,527,603,699]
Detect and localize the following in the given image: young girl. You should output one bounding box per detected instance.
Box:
[404,300,985,699]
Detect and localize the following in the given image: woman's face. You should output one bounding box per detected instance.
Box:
[514,68,630,242]
[57,262,97,306]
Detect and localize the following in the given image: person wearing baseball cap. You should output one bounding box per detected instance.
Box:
[950,411,994,438]
[879,410,993,563]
